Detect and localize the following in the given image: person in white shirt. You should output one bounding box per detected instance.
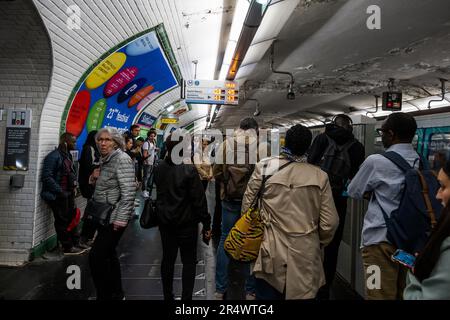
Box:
[142,130,158,198]
[348,112,419,300]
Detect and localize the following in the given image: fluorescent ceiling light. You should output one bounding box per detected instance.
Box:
[229,0,251,42]
[218,0,250,80]
[241,40,273,66]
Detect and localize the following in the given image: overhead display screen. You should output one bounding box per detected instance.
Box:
[184,80,239,105]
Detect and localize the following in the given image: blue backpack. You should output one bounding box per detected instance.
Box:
[380,151,442,254]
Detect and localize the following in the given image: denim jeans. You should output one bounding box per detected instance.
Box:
[143,164,154,194]
[135,190,145,216]
[215,200,255,295]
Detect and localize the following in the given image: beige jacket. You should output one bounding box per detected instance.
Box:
[194,150,213,180]
[213,128,270,200]
[242,156,339,299]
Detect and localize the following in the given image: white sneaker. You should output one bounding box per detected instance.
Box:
[246,293,256,300]
[214,292,224,300]
[142,191,150,198]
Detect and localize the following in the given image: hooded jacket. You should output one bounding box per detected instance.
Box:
[308,124,365,181]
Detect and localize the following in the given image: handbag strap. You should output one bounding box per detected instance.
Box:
[250,160,293,209]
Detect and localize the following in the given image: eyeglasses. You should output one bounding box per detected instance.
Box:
[376,128,390,137]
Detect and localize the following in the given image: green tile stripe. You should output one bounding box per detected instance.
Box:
[60,23,182,135]
[30,234,57,260]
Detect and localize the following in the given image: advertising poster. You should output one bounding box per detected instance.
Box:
[63,29,178,156]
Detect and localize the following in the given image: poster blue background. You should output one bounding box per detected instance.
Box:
[70,31,178,157]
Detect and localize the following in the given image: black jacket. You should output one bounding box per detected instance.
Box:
[41,147,76,202]
[154,158,211,230]
[308,124,365,180]
[78,145,100,199]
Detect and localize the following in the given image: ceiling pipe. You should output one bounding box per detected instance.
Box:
[428,78,448,109]
[366,95,380,117]
[246,98,261,116]
[270,42,295,100]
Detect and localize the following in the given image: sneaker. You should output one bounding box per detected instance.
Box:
[142,191,150,199]
[214,292,224,300]
[63,246,87,256]
[246,292,256,300]
[76,242,91,250]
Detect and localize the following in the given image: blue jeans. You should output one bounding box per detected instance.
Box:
[215,200,255,294]
[135,190,145,216]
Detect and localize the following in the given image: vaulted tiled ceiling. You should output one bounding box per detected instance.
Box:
[33,0,234,133]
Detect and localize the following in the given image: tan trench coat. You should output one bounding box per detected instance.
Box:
[242,156,339,299]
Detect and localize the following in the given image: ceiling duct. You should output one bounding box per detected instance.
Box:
[226,0,266,80]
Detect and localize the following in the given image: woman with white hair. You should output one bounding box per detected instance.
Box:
[88,127,136,300]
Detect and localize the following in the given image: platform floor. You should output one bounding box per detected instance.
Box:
[0,182,362,300]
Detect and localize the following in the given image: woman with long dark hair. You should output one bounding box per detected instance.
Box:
[404,159,450,299]
[78,130,100,247]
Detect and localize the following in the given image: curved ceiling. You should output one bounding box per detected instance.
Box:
[33,0,235,133]
[214,0,450,128]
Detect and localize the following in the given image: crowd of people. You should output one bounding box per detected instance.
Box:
[40,112,450,300]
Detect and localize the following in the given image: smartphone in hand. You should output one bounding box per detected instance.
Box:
[392,249,416,269]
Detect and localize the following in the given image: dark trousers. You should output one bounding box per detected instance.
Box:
[255,278,285,300]
[159,224,198,300]
[80,202,97,242]
[89,224,125,300]
[201,180,208,191]
[318,192,348,300]
[227,258,253,300]
[48,193,76,250]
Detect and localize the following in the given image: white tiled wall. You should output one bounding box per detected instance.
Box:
[0,0,52,265]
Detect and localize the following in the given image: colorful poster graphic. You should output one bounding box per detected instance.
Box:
[137,112,157,128]
[64,30,178,156]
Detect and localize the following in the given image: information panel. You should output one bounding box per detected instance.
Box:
[4,128,31,171]
[161,118,179,124]
[3,109,32,171]
[184,80,239,105]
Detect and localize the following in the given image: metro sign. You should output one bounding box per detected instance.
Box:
[183,80,239,105]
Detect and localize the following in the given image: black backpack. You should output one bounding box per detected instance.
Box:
[320,135,355,192]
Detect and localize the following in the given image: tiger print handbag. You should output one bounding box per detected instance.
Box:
[224,161,293,262]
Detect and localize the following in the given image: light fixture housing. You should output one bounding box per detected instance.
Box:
[287,83,295,100]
